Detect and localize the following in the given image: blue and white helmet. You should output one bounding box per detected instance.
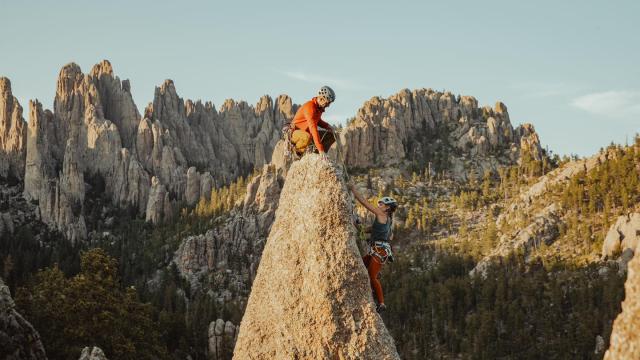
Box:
[318,86,336,102]
[378,196,398,210]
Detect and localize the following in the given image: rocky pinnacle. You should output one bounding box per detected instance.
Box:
[234,154,400,359]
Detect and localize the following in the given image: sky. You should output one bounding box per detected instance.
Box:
[1,0,638,157]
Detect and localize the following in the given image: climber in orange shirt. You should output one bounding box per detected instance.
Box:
[289,86,336,158]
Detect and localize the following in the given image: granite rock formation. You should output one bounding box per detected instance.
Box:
[22,60,293,238]
[469,151,616,276]
[519,152,607,205]
[172,140,290,297]
[0,78,27,181]
[208,319,238,360]
[340,89,542,180]
[603,213,640,257]
[234,154,400,359]
[78,347,108,360]
[472,203,561,276]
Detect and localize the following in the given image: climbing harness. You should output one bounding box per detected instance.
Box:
[368,215,394,263]
[282,123,331,160]
[369,240,393,264]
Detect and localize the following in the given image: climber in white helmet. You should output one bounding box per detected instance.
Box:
[289,86,336,158]
[350,183,398,313]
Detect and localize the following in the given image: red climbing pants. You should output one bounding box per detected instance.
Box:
[363,252,385,304]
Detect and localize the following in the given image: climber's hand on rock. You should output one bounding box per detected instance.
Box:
[319,152,329,162]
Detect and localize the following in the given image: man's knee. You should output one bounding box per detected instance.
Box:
[291,130,311,151]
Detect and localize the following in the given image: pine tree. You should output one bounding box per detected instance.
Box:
[16,248,169,360]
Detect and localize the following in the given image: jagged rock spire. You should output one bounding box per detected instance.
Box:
[234,154,400,359]
[0,77,27,180]
[20,60,293,240]
[340,88,543,180]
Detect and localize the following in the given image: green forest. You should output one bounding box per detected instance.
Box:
[2,138,639,359]
[382,251,625,359]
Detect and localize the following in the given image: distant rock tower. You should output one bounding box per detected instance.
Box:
[0,77,27,181]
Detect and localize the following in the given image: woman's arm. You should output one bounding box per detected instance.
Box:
[349,184,384,218]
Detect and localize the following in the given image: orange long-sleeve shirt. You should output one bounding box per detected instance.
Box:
[291,97,332,152]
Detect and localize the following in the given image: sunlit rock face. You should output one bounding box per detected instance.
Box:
[0,77,27,181]
[234,155,400,360]
[22,60,294,240]
[341,89,542,180]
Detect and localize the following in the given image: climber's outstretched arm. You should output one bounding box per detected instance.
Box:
[349,184,385,218]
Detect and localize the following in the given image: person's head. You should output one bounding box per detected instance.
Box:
[377,196,398,215]
[317,86,336,109]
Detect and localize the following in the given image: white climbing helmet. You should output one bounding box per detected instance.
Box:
[378,196,398,210]
[318,86,336,103]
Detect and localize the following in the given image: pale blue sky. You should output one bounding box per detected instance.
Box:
[1,0,638,156]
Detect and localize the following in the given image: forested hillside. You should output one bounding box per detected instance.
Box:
[1,62,638,358]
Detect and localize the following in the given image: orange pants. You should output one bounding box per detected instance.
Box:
[363,252,384,304]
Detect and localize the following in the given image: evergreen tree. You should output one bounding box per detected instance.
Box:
[16,248,169,360]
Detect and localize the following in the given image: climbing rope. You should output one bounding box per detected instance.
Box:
[369,241,393,264]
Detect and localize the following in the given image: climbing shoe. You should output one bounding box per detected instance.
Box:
[376,303,387,313]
